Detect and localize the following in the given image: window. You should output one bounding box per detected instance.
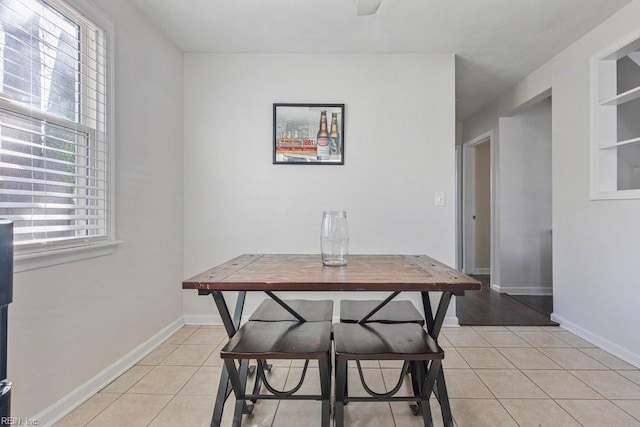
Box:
[591,30,640,199]
[0,0,114,262]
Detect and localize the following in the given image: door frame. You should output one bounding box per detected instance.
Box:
[461,130,494,276]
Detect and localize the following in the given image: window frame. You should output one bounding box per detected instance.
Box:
[0,0,119,272]
[590,27,640,200]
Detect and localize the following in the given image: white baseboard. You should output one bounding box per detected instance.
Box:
[550,313,639,368]
[443,315,460,327]
[191,313,399,326]
[184,314,222,325]
[186,314,462,329]
[474,268,490,275]
[491,283,553,296]
[36,317,184,427]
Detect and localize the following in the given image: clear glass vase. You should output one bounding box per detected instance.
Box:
[321,211,348,266]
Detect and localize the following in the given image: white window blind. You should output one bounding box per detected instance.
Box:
[0,0,109,249]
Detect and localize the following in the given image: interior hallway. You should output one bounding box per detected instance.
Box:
[457,276,557,326]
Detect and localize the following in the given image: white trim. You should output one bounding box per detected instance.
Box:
[455,144,463,270]
[443,315,460,328]
[461,131,494,277]
[601,136,640,149]
[591,188,640,200]
[474,268,490,275]
[79,0,118,250]
[463,132,492,147]
[5,0,120,269]
[183,314,222,326]
[462,142,476,274]
[551,313,639,368]
[590,26,640,200]
[35,317,184,427]
[503,88,552,118]
[491,283,553,296]
[185,313,461,328]
[596,25,640,62]
[15,240,122,272]
[0,96,95,133]
[601,86,640,105]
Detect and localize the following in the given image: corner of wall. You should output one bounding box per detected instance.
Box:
[33,317,184,425]
[497,61,553,117]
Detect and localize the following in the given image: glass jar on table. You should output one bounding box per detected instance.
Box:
[321,211,348,266]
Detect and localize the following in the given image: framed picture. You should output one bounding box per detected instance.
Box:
[273,103,345,165]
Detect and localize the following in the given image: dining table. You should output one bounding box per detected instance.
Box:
[183,253,481,427]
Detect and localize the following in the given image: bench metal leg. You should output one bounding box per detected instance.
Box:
[335,358,347,427]
[250,359,272,402]
[224,359,254,427]
[319,355,331,427]
[409,361,422,415]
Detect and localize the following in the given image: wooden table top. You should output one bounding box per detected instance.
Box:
[183,254,481,292]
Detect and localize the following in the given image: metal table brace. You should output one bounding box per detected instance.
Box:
[203,288,462,427]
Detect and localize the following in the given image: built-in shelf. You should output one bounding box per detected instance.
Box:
[601,136,640,150]
[591,30,640,198]
[601,85,640,105]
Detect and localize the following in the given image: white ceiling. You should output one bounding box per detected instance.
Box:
[129,0,632,120]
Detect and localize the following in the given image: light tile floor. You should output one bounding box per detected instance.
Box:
[55,325,640,426]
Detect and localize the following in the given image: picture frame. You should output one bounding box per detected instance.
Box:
[273,103,345,165]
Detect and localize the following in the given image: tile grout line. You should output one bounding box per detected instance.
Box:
[519,328,640,425]
[490,325,605,427]
[450,329,522,425]
[266,361,292,426]
[75,393,121,427]
[611,400,640,423]
[146,325,211,426]
[59,325,640,426]
[143,394,176,427]
[458,326,590,427]
[69,325,205,426]
[377,366,399,427]
[146,325,219,426]
[470,363,525,427]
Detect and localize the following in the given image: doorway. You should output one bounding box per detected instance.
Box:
[457,96,555,326]
[461,133,491,277]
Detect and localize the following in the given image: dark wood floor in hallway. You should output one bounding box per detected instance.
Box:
[456,275,558,326]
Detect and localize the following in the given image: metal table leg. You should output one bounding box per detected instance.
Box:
[206,290,248,427]
[421,291,459,427]
[357,291,401,324]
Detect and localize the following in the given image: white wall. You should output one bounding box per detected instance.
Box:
[550,0,640,364]
[183,54,457,322]
[9,0,185,419]
[498,62,553,117]
[461,101,501,286]
[464,0,640,366]
[462,98,552,295]
[497,99,552,295]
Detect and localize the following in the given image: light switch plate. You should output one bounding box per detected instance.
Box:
[435,192,445,207]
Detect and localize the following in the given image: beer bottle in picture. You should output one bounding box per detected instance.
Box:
[316,111,330,160]
[329,112,340,156]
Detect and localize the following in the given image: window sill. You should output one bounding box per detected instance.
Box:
[15,240,123,273]
[590,189,640,200]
